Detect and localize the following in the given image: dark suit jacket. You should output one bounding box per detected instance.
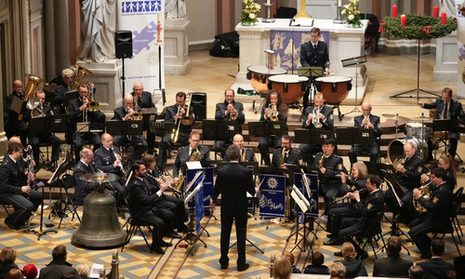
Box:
[354,114,383,137]
[212,162,255,215]
[417,258,455,279]
[271,147,302,167]
[313,153,343,187]
[0,155,27,195]
[112,106,128,121]
[4,91,29,132]
[162,104,195,137]
[93,146,122,174]
[373,255,413,277]
[68,98,106,125]
[418,182,454,228]
[73,160,97,204]
[215,100,245,124]
[38,260,80,279]
[132,91,155,109]
[302,105,333,130]
[224,147,255,162]
[127,176,161,216]
[172,145,210,177]
[423,98,463,120]
[397,154,424,190]
[300,40,329,68]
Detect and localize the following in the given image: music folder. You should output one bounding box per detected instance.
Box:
[202,120,239,141]
[10,95,24,114]
[297,66,323,78]
[433,119,459,132]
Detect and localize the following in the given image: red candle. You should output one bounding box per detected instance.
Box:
[433,5,439,17]
[441,12,447,24]
[400,14,407,26]
[392,4,398,17]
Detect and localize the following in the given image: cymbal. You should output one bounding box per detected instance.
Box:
[386,115,411,122]
[81,173,119,183]
[412,115,433,120]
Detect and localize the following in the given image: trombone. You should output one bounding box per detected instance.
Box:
[171,93,195,143]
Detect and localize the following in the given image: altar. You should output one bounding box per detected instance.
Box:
[232,18,368,106]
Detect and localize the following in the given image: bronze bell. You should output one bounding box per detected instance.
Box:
[72,188,126,249]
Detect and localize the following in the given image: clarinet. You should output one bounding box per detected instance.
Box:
[111,148,127,176]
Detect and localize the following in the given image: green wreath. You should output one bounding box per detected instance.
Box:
[383,15,457,40]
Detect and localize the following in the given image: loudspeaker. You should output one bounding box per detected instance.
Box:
[190,92,207,121]
[115,30,133,59]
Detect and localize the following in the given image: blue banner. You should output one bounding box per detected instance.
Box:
[294,172,319,217]
[259,174,286,218]
[186,167,214,209]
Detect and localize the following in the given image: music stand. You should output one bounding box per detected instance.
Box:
[28,116,48,136]
[28,181,58,240]
[341,55,367,117]
[141,110,157,131]
[49,114,67,132]
[105,120,143,136]
[298,67,324,107]
[149,121,175,136]
[335,127,355,145]
[9,95,24,114]
[294,128,334,145]
[248,121,286,138]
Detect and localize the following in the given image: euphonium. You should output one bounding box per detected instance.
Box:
[30,102,46,118]
[266,103,279,121]
[24,74,44,111]
[312,106,323,129]
[414,182,432,213]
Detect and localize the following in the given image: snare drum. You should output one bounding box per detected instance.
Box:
[268,74,308,105]
[405,122,432,140]
[247,65,287,94]
[315,76,352,105]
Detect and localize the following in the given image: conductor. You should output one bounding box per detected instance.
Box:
[211,145,255,272]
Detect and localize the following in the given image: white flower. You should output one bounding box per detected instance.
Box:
[348,14,354,20]
[249,13,256,19]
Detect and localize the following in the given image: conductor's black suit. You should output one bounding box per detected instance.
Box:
[212,162,255,268]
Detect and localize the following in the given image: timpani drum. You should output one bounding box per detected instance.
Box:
[315,76,352,105]
[268,74,308,105]
[247,65,287,94]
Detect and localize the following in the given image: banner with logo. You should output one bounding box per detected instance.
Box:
[270,30,329,72]
[258,174,286,218]
[294,172,319,217]
[117,0,165,94]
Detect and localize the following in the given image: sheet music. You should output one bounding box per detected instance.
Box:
[291,185,310,212]
[89,263,104,278]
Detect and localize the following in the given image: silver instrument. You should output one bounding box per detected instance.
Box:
[312,106,323,128]
[111,148,126,176]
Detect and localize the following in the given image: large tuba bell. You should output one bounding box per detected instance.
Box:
[70,65,92,91]
[24,74,44,111]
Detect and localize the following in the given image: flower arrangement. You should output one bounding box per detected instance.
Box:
[342,0,362,28]
[241,0,261,26]
[382,15,457,40]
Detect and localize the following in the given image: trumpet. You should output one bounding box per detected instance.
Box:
[227,101,238,120]
[362,114,370,129]
[312,106,323,128]
[266,103,279,121]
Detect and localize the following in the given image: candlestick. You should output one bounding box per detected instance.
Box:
[338,0,342,6]
[433,5,439,18]
[391,4,398,17]
[441,12,447,24]
[400,14,407,26]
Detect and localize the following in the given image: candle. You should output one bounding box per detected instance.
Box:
[338,0,342,7]
[400,14,407,26]
[441,12,447,24]
[433,5,439,18]
[391,4,398,17]
[266,0,270,5]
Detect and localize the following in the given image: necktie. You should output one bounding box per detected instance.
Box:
[313,43,317,49]
[443,102,449,119]
[284,151,289,161]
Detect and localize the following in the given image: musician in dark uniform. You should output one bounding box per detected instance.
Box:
[112,94,148,164]
[224,134,255,162]
[28,90,62,170]
[73,148,97,205]
[211,145,255,271]
[131,81,157,154]
[0,142,42,230]
[409,168,454,259]
[172,131,210,180]
[142,154,188,233]
[300,93,333,165]
[271,134,302,168]
[51,68,75,114]
[127,161,174,254]
[214,89,245,157]
[258,90,288,166]
[300,27,330,110]
[332,175,384,258]
[394,141,424,223]
[158,91,195,171]
[68,83,106,161]
[348,103,383,164]
[421,153,456,193]
[419,87,463,159]
[313,138,343,215]
[93,133,126,206]
[4,79,29,145]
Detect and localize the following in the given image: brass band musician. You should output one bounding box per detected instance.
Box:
[158,92,195,171]
[4,80,29,145]
[420,153,456,193]
[68,83,106,161]
[112,94,148,164]
[409,168,453,259]
[51,68,75,114]
[28,90,62,170]
[224,134,255,162]
[214,89,245,157]
[271,134,302,168]
[300,93,333,165]
[348,103,382,164]
[258,90,288,166]
[131,81,157,154]
[172,131,210,180]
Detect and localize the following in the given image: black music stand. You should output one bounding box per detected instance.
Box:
[294,128,334,145]
[50,115,67,132]
[105,120,143,136]
[248,121,287,138]
[149,121,175,136]
[28,116,48,136]
[141,110,157,131]
[298,66,324,107]
[341,55,367,117]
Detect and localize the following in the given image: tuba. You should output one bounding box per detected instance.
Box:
[24,74,44,111]
[70,65,92,91]
[312,106,323,129]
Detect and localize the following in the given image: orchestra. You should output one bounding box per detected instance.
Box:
[1,71,464,266]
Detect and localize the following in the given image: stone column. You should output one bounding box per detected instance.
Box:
[164,17,191,74]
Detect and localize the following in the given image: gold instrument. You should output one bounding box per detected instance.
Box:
[266,103,279,121]
[30,102,47,118]
[319,153,326,169]
[129,95,143,120]
[171,93,195,143]
[70,65,92,91]
[24,74,45,111]
[414,182,432,213]
[227,101,238,120]
[393,156,406,170]
[312,106,323,129]
[280,148,287,167]
[173,148,201,191]
[87,84,100,112]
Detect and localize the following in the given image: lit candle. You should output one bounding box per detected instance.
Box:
[338,0,342,7]
[433,5,439,17]
[441,12,447,24]
[400,14,407,26]
[391,4,398,17]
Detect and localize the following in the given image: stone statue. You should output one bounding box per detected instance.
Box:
[78,0,116,62]
[440,0,457,17]
[165,0,187,19]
